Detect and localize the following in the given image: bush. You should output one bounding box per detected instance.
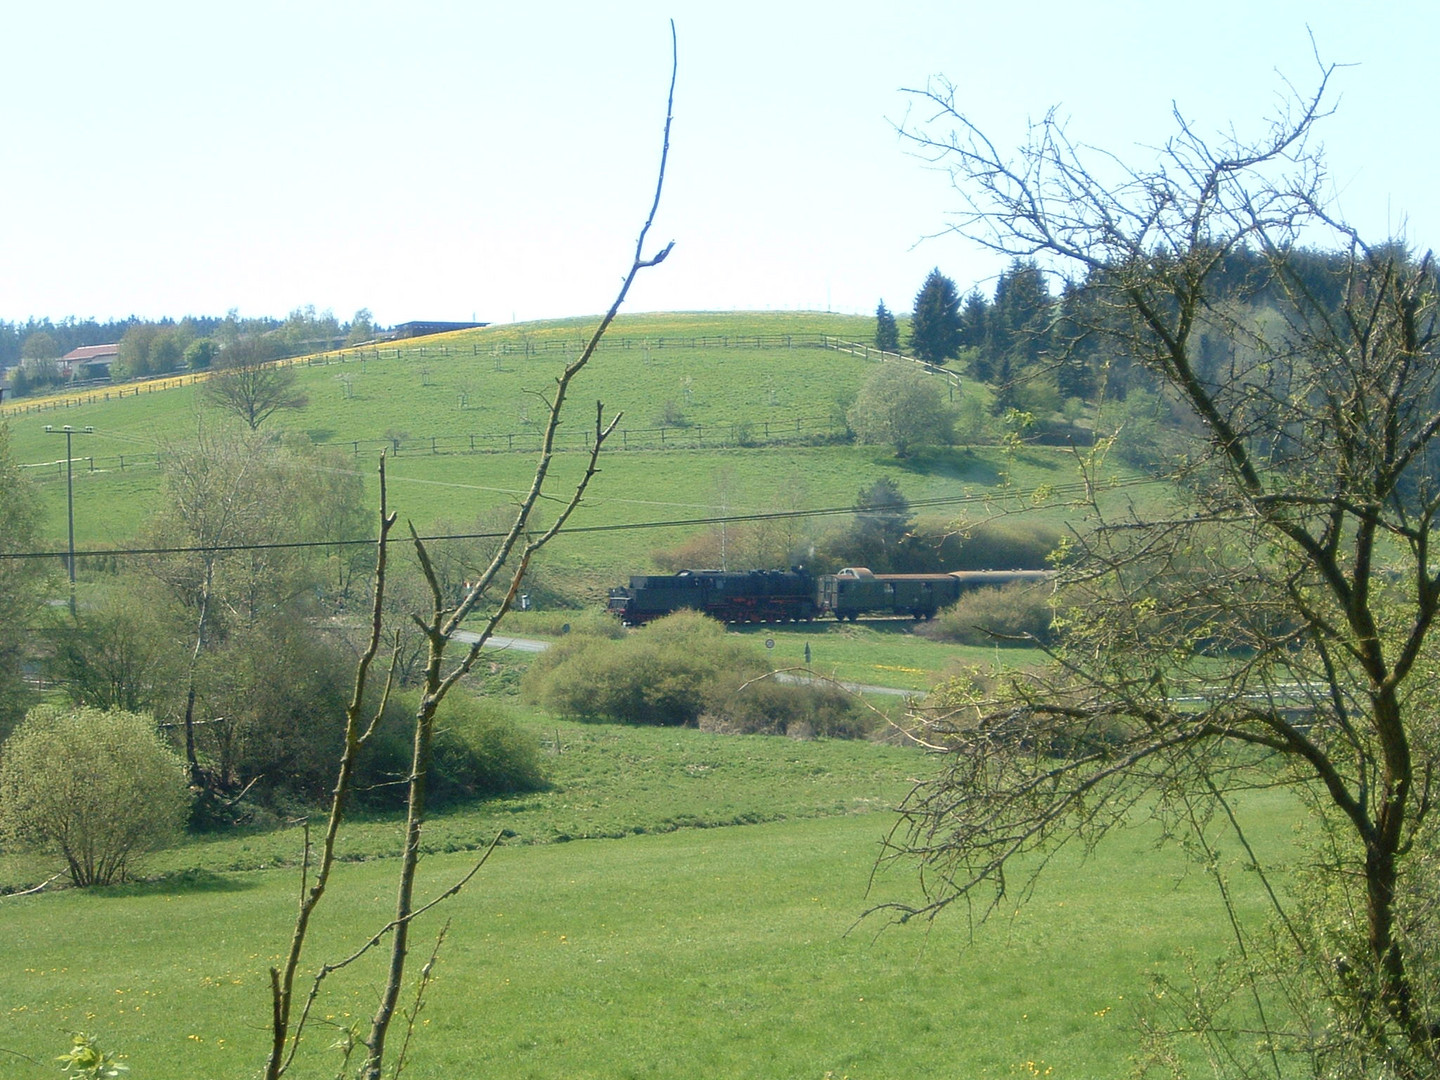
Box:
[194,619,353,806]
[523,611,768,726]
[430,695,545,805]
[917,580,1056,646]
[524,612,877,739]
[357,691,545,810]
[932,517,1063,571]
[700,678,873,739]
[0,705,191,886]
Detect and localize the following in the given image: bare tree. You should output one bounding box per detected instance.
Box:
[263,26,677,1080]
[882,62,1440,1077]
[202,338,309,430]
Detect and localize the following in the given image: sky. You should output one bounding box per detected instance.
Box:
[2,1,1436,328]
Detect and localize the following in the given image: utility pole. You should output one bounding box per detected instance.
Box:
[45,424,93,618]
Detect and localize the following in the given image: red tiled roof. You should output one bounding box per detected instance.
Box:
[61,344,120,361]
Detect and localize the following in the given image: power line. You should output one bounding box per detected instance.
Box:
[0,474,1165,564]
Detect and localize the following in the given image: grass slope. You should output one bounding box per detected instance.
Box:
[1,711,1292,1078]
[5,312,1164,599]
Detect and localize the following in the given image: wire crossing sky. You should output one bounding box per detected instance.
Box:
[2,1,1433,328]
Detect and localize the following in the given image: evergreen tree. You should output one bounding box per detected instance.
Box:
[874,300,899,352]
[909,268,962,363]
[958,288,988,349]
[988,259,1052,367]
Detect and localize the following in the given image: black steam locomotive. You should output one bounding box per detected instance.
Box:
[606,567,1053,626]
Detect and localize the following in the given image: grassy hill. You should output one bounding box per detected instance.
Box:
[5,311,1160,600]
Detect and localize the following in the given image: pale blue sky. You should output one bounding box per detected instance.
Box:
[1,1,1433,326]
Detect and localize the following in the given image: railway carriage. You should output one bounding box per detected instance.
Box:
[608,566,1054,625]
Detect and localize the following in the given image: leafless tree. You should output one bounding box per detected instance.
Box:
[882,62,1440,1078]
[202,338,309,430]
[263,25,677,1080]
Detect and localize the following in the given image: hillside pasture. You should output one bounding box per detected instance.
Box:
[0,712,1293,1078]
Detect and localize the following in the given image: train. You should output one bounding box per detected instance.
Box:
[606,566,1054,626]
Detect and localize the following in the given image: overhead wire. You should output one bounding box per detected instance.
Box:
[0,473,1166,563]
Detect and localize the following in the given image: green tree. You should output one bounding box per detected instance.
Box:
[986,259,1052,367]
[908,268,962,362]
[202,339,308,429]
[847,477,913,571]
[113,322,160,380]
[44,590,179,713]
[957,288,988,350]
[874,299,899,352]
[19,330,61,361]
[149,325,191,373]
[893,68,1440,1076]
[0,424,43,738]
[0,704,190,886]
[184,337,219,370]
[345,307,375,346]
[847,361,954,458]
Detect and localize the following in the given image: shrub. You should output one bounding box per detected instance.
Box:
[917,580,1056,646]
[357,691,545,810]
[0,705,190,886]
[933,517,1064,571]
[523,611,768,726]
[430,695,545,805]
[194,618,353,805]
[700,678,873,739]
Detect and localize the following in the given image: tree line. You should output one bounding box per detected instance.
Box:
[3,306,377,398]
[870,244,1412,472]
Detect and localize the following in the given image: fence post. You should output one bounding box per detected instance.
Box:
[119,455,125,471]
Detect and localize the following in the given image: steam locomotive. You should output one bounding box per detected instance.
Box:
[606,567,1053,626]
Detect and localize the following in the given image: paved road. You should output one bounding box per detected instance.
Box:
[452,630,550,653]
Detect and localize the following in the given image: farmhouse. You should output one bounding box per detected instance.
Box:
[60,343,120,380]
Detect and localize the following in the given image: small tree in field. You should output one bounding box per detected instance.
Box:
[203,338,308,430]
[847,361,954,457]
[874,299,899,352]
[0,705,190,886]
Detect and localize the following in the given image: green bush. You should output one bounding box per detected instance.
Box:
[523,611,768,726]
[918,580,1056,646]
[0,705,191,886]
[931,517,1064,571]
[194,618,353,806]
[430,695,545,804]
[524,612,876,739]
[357,691,545,810]
[700,678,873,739]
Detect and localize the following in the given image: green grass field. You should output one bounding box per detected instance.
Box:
[1,712,1289,1079]
[0,311,1226,1077]
[4,311,1165,602]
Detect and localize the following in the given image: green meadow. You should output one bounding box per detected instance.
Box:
[6,311,1161,601]
[0,311,1243,1077]
[1,714,1287,1079]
